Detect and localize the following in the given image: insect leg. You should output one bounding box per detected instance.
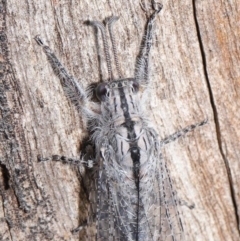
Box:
[34,35,93,118]
[160,118,208,146]
[179,199,195,209]
[71,220,88,234]
[135,2,163,86]
[37,155,95,174]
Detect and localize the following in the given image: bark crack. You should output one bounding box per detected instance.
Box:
[0,161,10,190]
[192,0,239,231]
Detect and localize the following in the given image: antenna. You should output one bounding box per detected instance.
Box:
[91,21,113,80]
[107,16,122,78]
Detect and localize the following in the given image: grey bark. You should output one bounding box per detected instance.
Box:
[0,0,239,240]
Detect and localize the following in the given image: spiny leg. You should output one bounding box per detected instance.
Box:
[38,154,93,166]
[160,119,208,146]
[37,142,95,172]
[34,36,93,118]
[37,154,94,176]
[135,2,163,86]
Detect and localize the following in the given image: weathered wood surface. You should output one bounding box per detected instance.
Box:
[0,0,239,240]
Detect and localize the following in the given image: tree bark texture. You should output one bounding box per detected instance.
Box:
[0,0,239,240]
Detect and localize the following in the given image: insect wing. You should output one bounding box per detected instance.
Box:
[95,145,135,241]
[92,131,184,241]
[157,151,185,241]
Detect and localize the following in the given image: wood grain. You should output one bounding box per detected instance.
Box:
[0,0,239,240]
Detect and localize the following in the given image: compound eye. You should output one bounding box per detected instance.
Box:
[132,81,139,93]
[96,83,108,101]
